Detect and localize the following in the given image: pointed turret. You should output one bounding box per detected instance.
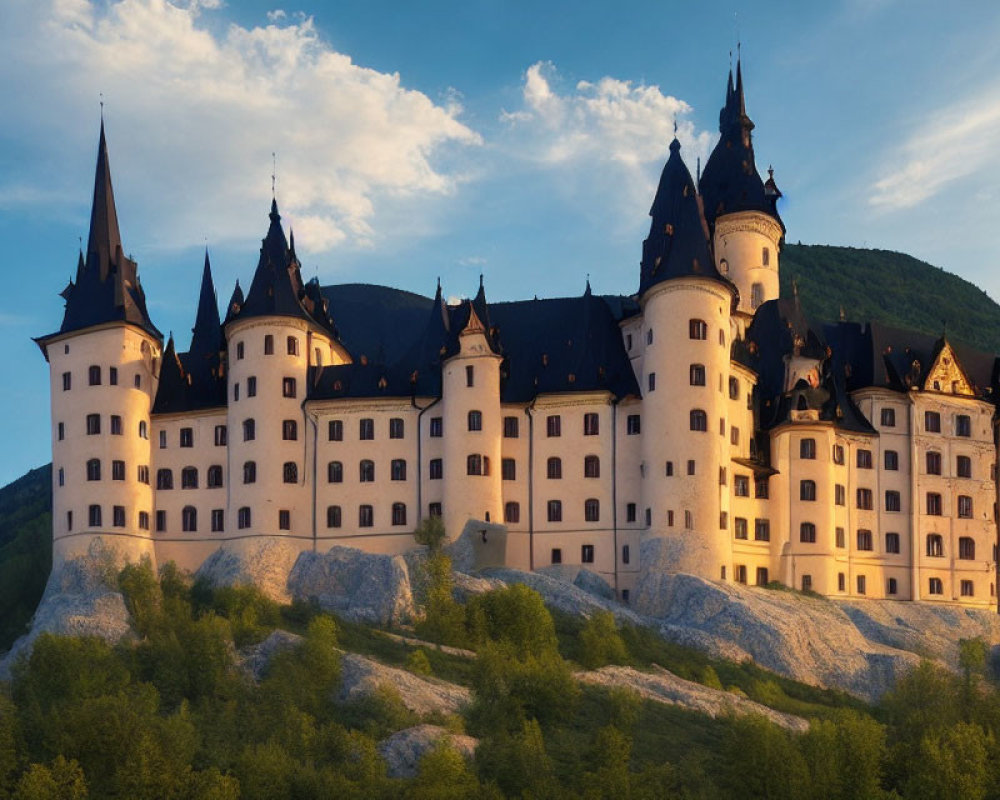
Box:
[699,55,781,232]
[151,334,188,414]
[639,138,726,297]
[41,122,161,343]
[224,280,244,325]
[229,199,338,336]
[190,251,222,358]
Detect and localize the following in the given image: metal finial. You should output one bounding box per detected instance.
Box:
[673,120,678,136]
[99,93,104,120]
[271,152,276,197]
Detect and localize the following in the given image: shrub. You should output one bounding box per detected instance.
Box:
[578,611,628,669]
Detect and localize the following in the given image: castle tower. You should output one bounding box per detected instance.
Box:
[699,57,784,322]
[224,201,350,544]
[35,122,163,569]
[441,280,504,539]
[637,137,736,580]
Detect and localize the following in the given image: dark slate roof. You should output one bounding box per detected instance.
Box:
[38,122,161,346]
[151,336,188,415]
[638,138,730,297]
[699,60,783,231]
[322,283,434,362]
[228,200,339,337]
[308,284,639,403]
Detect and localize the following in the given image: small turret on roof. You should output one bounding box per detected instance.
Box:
[699,55,784,232]
[190,250,222,359]
[40,121,161,347]
[224,280,244,325]
[639,137,729,297]
[151,335,188,414]
[228,199,339,337]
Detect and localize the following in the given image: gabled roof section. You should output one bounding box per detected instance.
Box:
[699,57,783,231]
[922,338,975,396]
[39,122,161,345]
[229,200,339,337]
[639,138,729,297]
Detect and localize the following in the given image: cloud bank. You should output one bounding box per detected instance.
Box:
[0,0,481,253]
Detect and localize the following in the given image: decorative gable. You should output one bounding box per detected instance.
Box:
[922,341,974,396]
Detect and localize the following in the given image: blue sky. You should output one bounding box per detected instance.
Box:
[2,0,1000,485]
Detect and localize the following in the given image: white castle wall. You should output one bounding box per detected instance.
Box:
[713,211,783,318]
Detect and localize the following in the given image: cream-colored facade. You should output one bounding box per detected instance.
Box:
[37,66,999,610]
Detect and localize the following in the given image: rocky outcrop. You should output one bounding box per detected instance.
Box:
[577,665,809,732]
[378,725,478,779]
[196,539,303,603]
[0,538,133,678]
[288,547,414,626]
[239,629,304,681]
[337,652,471,716]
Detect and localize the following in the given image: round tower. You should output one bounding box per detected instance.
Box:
[637,137,736,581]
[225,202,349,543]
[441,290,503,541]
[699,57,784,321]
[36,123,162,569]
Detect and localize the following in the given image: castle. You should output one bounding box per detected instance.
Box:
[36,61,1000,609]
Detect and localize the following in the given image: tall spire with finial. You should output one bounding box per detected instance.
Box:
[190,250,222,358]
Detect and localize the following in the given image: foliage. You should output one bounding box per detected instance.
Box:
[413,516,447,552]
[415,552,467,648]
[406,648,433,676]
[577,610,628,670]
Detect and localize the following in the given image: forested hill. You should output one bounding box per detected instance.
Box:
[780,244,1000,354]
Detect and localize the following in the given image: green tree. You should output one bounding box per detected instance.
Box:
[466,584,559,657]
[476,719,559,799]
[720,714,809,799]
[904,722,991,800]
[13,757,87,800]
[414,516,447,551]
[578,611,628,670]
[580,726,632,800]
[415,552,466,647]
[408,741,479,800]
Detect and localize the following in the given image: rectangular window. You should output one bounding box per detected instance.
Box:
[86,414,100,435]
[247,376,257,397]
[180,427,193,447]
[546,415,561,437]
[961,580,974,597]
[885,491,901,512]
[648,373,655,392]
[159,429,167,449]
[287,336,299,356]
[881,407,896,427]
[215,425,227,446]
[504,502,520,524]
[887,578,898,595]
[734,475,749,497]
[926,451,942,475]
[502,458,516,481]
[884,450,899,470]
[754,519,770,541]
[836,527,845,548]
[138,511,149,530]
[503,416,520,438]
[391,459,407,481]
[465,365,474,387]
[211,509,224,532]
[429,417,443,437]
[134,374,141,389]
[926,493,943,516]
[800,522,816,543]
[957,455,972,478]
[626,503,636,523]
[755,478,769,499]
[88,505,102,527]
[958,495,973,518]
[282,420,297,441]
[857,449,872,469]
[547,500,562,522]
[389,418,404,439]
[329,419,343,441]
[956,414,971,437]
[156,510,166,532]
[429,458,442,480]
[665,461,673,476]
[925,411,940,433]
[236,341,245,360]
[581,545,594,564]
[756,568,769,587]
[360,418,374,440]
[857,575,867,595]
[327,506,342,528]
[730,426,740,446]
[57,421,64,440]
[112,460,125,481]
[359,505,374,527]
[832,444,844,465]
[857,488,873,510]
[627,414,640,435]
[838,573,846,592]
[734,517,748,539]
[583,413,599,436]
[62,372,71,391]
[279,510,290,531]
[886,532,900,554]
[857,529,873,551]
[835,484,845,506]
[112,505,125,527]
[110,415,122,435]
[282,377,297,398]
[729,377,740,399]
[551,548,562,565]
[687,460,696,476]
[137,465,149,484]
[264,334,274,355]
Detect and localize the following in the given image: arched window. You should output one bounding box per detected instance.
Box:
[88,365,101,385]
[326,505,342,528]
[547,457,562,479]
[689,319,708,340]
[800,522,816,543]
[138,420,148,439]
[926,533,944,557]
[800,480,816,501]
[547,500,562,522]
[689,364,706,386]
[283,462,298,484]
[181,467,198,489]
[182,506,197,532]
[243,418,255,441]
[359,460,375,482]
[328,461,343,483]
[392,503,407,526]
[959,537,976,560]
[156,468,172,489]
[237,507,251,529]
[751,282,764,309]
[689,409,708,432]
[243,461,256,484]
[468,410,482,432]
[799,438,816,459]
[467,454,483,476]
[282,419,297,441]
[86,458,101,481]
[207,465,223,488]
[584,498,600,522]
[719,258,729,274]
[584,455,600,478]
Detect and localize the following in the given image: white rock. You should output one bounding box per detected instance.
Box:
[378,724,478,779]
[337,652,471,716]
[239,629,304,681]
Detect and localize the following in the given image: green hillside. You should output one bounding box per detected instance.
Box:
[781,244,1000,354]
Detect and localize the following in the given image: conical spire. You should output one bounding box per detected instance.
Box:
[190,250,222,357]
[639,138,724,297]
[223,279,244,325]
[86,120,123,282]
[151,334,188,414]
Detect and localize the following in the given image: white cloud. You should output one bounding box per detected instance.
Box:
[870,89,1000,210]
[0,0,481,256]
[501,62,712,169]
